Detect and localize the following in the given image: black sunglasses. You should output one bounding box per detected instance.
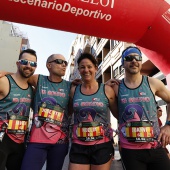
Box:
[124,55,142,62]
[18,59,37,67]
[48,59,68,66]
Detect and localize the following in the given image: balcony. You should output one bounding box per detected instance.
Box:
[83,39,91,53]
[95,39,108,56]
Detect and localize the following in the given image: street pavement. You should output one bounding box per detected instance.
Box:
[42,146,124,170]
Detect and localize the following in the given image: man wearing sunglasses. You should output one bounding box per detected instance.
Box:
[107,46,170,170]
[20,54,73,170]
[0,49,37,170]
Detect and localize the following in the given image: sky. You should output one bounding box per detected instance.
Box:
[13,22,77,75]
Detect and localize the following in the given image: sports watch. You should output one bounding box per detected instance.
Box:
[165,120,170,126]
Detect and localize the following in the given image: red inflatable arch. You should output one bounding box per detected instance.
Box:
[0,0,170,82]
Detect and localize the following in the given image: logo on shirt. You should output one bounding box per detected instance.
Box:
[42,86,48,89]
[92,98,100,101]
[58,88,64,92]
[139,92,146,96]
[27,94,31,98]
[13,94,20,96]
[121,94,129,97]
[75,99,82,101]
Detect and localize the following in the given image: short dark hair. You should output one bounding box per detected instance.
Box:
[77,52,98,67]
[19,49,37,61]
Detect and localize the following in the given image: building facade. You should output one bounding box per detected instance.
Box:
[0,20,30,72]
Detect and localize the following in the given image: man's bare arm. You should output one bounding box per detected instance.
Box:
[149,77,170,147]
[0,76,10,100]
[105,84,118,119]
[0,70,13,78]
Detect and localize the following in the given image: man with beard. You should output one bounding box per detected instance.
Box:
[107,46,170,170]
[21,54,72,170]
[0,49,37,170]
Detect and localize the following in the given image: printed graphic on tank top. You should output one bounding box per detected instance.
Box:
[118,76,160,149]
[30,75,71,144]
[0,75,32,143]
[72,83,112,145]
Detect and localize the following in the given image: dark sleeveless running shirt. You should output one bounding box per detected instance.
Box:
[72,83,111,145]
[30,75,71,144]
[118,76,160,149]
[0,75,32,143]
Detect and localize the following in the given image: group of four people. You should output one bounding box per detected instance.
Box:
[0,46,170,170]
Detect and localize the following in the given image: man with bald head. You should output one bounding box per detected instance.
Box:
[21,54,71,170]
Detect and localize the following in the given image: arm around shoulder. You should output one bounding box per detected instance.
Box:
[0,70,13,78]
[0,76,10,99]
[105,84,118,119]
[68,85,77,116]
[28,74,39,88]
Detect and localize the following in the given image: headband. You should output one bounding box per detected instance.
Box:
[121,47,142,64]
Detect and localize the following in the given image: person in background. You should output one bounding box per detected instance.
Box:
[0,49,37,170]
[111,128,118,160]
[106,46,170,170]
[69,52,118,170]
[108,123,117,160]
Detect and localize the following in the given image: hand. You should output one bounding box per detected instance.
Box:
[105,79,121,88]
[71,78,82,86]
[34,117,43,128]
[158,125,170,148]
[0,70,12,78]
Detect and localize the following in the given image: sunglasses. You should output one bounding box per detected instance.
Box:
[124,55,142,62]
[48,59,68,66]
[18,59,37,67]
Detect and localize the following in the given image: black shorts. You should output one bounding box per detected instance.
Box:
[69,141,113,165]
[0,133,25,170]
[121,147,170,170]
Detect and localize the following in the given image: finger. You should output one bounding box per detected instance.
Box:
[158,132,162,142]
[115,79,121,84]
[164,136,168,147]
[161,135,167,148]
[112,80,119,85]
[111,84,115,89]
[168,136,170,144]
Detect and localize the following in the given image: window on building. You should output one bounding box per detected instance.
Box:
[113,67,119,78]
[115,40,120,45]
[91,46,96,56]
[120,65,124,75]
[97,38,101,45]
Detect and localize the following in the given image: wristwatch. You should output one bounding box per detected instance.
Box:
[165,120,170,126]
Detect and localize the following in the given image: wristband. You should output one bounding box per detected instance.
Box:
[165,120,170,126]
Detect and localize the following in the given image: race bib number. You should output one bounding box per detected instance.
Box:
[125,121,154,142]
[76,122,104,141]
[7,120,28,134]
[38,107,64,122]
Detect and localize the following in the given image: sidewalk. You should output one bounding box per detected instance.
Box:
[110,147,124,170]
